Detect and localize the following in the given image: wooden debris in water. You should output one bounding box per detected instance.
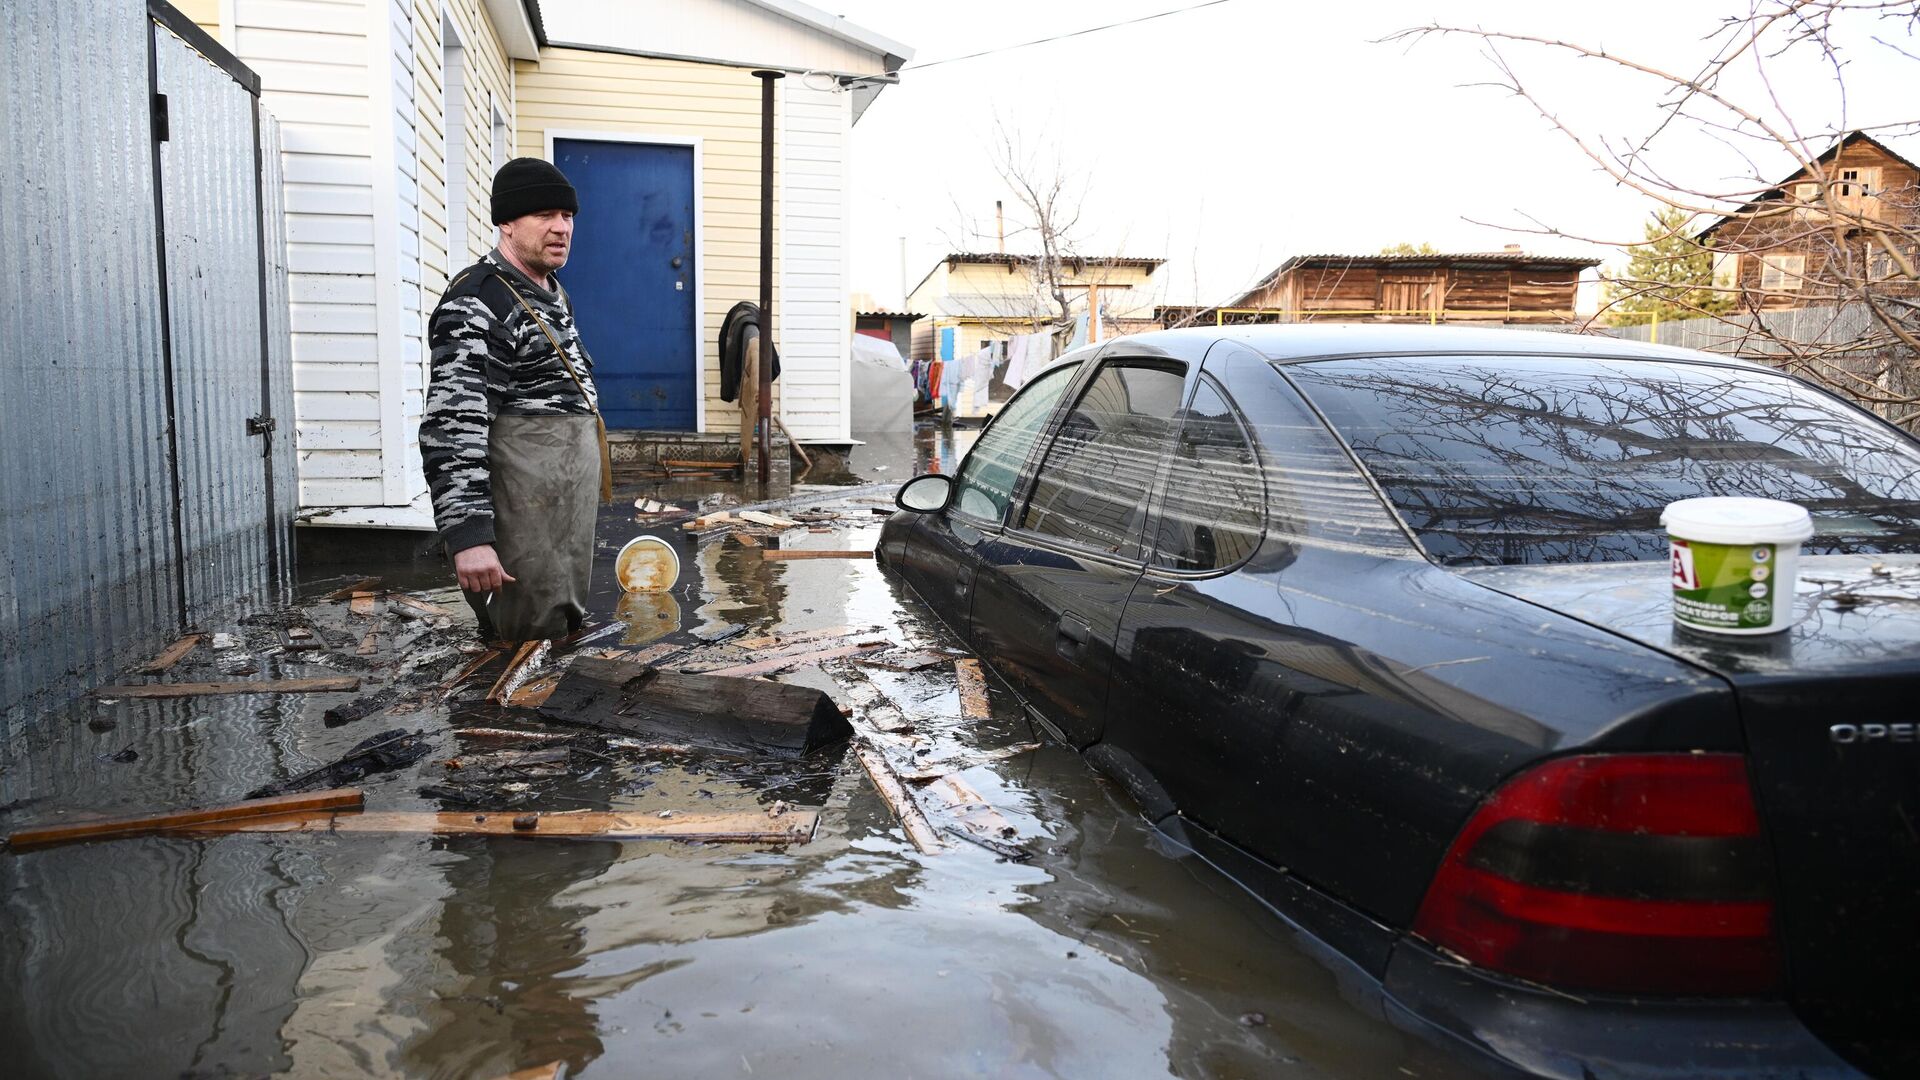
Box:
[324,577,382,601]
[442,647,502,697]
[349,592,380,617]
[453,727,573,744]
[137,634,204,674]
[6,788,364,850]
[390,594,452,618]
[896,742,1045,783]
[737,510,800,530]
[211,633,242,650]
[200,807,818,843]
[501,1062,565,1080]
[697,641,886,678]
[538,656,851,757]
[854,746,944,854]
[357,630,378,656]
[487,639,551,703]
[955,659,992,720]
[731,531,762,548]
[91,676,360,699]
[506,673,561,708]
[857,648,956,673]
[734,625,854,651]
[759,549,874,561]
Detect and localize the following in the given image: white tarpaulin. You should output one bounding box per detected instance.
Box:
[850,334,914,433]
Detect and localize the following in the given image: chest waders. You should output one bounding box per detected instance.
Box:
[463,277,614,643]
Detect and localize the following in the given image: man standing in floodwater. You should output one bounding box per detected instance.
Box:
[419,158,613,643]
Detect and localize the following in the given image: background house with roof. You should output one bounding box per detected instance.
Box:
[1184,249,1600,327]
[174,0,910,531]
[1695,131,1920,310]
[904,252,1166,362]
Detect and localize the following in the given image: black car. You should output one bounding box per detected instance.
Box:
[877,325,1920,1079]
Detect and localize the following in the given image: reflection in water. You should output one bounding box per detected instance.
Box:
[402,840,620,1078]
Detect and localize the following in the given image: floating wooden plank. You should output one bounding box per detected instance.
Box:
[735,625,853,651]
[199,807,820,844]
[737,510,800,530]
[487,639,550,703]
[350,593,379,617]
[828,664,920,736]
[357,630,378,656]
[453,727,573,744]
[759,549,874,561]
[926,773,1017,839]
[91,676,360,699]
[7,789,364,850]
[391,594,452,618]
[538,656,851,757]
[506,674,561,709]
[137,634,205,675]
[854,746,944,854]
[681,512,734,531]
[731,531,762,548]
[955,659,992,720]
[697,641,886,679]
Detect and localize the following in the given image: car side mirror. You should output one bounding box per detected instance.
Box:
[896,474,954,513]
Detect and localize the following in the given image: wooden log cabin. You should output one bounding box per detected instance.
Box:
[1695,131,1920,311]
[1218,249,1599,325]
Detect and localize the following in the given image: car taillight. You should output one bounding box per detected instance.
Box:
[1412,752,1779,996]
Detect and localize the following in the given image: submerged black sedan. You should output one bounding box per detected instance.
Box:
[877,325,1920,1079]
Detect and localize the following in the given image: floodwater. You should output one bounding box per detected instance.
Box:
[0,421,1476,1079]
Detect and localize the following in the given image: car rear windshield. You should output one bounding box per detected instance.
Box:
[1288,355,1920,566]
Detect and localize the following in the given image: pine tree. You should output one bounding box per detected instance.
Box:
[1603,207,1735,326]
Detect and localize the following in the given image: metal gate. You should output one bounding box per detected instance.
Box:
[0,1,294,726]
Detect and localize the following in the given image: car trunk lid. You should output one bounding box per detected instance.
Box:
[1460,554,1920,1070]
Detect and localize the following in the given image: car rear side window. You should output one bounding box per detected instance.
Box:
[1290,355,1920,566]
[1150,380,1265,572]
[952,361,1080,523]
[1020,362,1185,557]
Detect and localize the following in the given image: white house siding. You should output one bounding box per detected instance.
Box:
[444,1,514,269]
[192,0,385,511]
[515,48,783,435]
[778,78,850,442]
[541,0,892,77]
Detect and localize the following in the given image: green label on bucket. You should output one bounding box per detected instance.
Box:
[1670,539,1777,630]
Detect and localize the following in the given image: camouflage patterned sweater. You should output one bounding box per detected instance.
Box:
[420,249,601,554]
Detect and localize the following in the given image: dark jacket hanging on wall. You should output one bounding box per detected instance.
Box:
[718,301,782,403]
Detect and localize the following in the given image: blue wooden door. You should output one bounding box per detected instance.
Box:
[554,138,697,430]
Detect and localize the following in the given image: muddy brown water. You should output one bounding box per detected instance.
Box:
[0,423,1477,1079]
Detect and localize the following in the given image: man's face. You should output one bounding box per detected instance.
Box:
[501,209,575,277]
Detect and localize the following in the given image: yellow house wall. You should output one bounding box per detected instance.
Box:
[514,47,781,434]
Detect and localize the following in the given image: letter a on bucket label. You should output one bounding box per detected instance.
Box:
[1670,540,1775,630]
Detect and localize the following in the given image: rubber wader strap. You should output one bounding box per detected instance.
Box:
[496,276,615,504]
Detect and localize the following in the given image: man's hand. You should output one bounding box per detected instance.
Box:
[454,544,517,593]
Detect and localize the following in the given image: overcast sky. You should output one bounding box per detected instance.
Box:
[829,0,1917,308]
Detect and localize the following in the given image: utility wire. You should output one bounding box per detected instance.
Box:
[902,0,1239,72]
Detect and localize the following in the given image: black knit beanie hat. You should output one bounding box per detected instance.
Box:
[491,158,578,224]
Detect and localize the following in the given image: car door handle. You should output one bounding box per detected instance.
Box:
[1057,615,1091,645]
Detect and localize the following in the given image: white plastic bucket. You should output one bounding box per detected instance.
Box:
[1660,497,1814,635]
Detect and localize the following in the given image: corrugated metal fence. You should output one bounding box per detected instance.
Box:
[1605,304,1920,430]
[0,1,294,728]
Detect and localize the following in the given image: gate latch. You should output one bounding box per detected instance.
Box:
[247,415,277,437]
